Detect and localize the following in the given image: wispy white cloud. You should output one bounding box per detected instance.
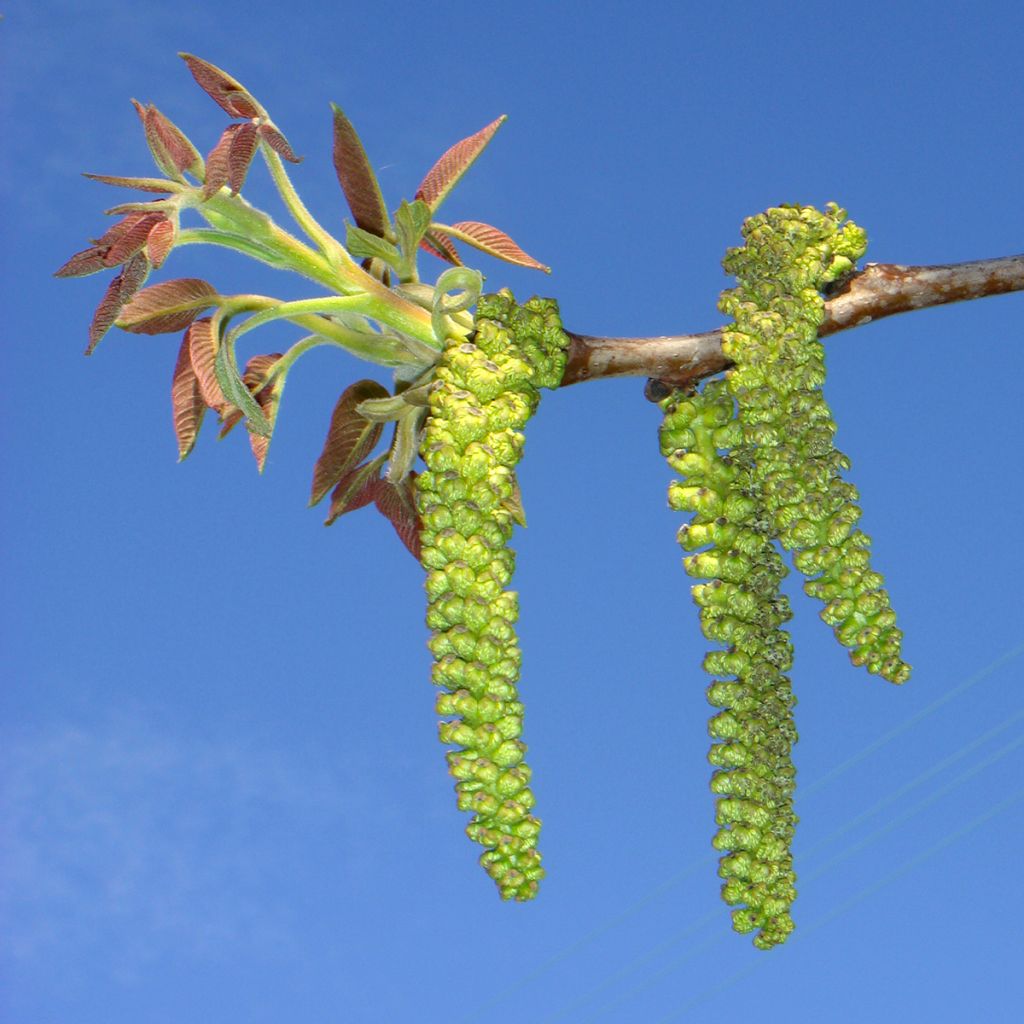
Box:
[0,707,385,980]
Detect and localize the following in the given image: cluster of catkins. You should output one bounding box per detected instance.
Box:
[660,204,909,948]
[415,291,568,901]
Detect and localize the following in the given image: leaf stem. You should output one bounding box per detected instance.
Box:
[175,227,290,268]
[260,141,352,267]
[192,188,441,348]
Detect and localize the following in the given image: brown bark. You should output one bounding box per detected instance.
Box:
[560,254,1024,390]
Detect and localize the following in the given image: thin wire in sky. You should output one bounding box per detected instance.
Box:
[458,640,1024,1023]
[655,785,1024,1024]
[545,714,1024,1023]
[570,727,1024,1023]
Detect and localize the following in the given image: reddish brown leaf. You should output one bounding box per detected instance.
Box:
[373,475,422,559]
[187,317,228,411]
[445,220,549,272]
[420,229,462,266]
[93,211,148,246]
[87,276,124,354]
[145,217,176,268]
[309,379,389,507]
[118,278,219,335]
[227,122,259,195]
[179,53,264,120]
[414,115,506,212]
[258,123,301,163]
[86,253,149,354]
[83,173,177,193]
[201,124,239,199]
[140,103,204,179]
[102,214,164,266]
[324,458,385,526]
[330,103,388,237]
[54,245,108,278]
[171,332,206,460]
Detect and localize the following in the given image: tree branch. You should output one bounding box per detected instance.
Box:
[560,254,1024,390]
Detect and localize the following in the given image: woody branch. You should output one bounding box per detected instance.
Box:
[560,253,1024,390]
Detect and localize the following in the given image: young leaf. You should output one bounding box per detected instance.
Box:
[414,115,506,213]
[227,121,259,195]
[243,354,285,472]
[54,245,108,278]
[187,317,228,411]
[345,224,402,269]
[83,173,178,194]
[324,455,387,526]
[102,213,165,266]
[86,253,149,354]
[201,124,240,199]
[309,379,389,506]
[118,278,220,335]
[373,475,422,559]
[171,332,206,461]
[394,199,433,266]
[145,217,177,268]
[218,353,279,439]
[421,229,462,266]
[257,123,301,163]
[436,220,550,272]
[214,333,272,437]
[385,407,427,483]
[134,101,204,179]
[179,53,265,120]
[330,103,389,237]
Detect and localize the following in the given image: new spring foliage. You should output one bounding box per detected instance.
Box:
[415,292,567,900]
[661,204,909,948]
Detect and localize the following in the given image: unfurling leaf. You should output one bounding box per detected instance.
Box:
[55,246,108,278]
[187,317,228,411]
[218,354,280,438]
[440,221,549,272]
[241,354,285,472]
[145,217,177,268]
[330,103,389,238]
[102,213,165,266]
[118,278,219,335]
[257,123,301,163]
[201,124,241,199]
[373,475,421,559]
[227,122,259,195]
[82,173,178,194]
[394,199,433,266]
[309,379,389,506]
[213,334,272,437]
[179,53,265,120]
[324,455,387,525]
[171,332,206,461]
[132,100,204,179]
[345,225,402,269]
[421,229,462,266]
[86,253,149,354]
[414,115,506,212]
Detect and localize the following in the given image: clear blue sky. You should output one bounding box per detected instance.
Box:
[4,2,1023,1022]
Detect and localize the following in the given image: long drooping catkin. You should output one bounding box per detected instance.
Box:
[415,292,567,900]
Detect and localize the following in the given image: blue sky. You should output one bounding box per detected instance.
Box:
[3,2,1023,1021]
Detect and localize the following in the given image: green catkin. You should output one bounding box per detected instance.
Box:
[660,380,799,950]
[720,205,910,684]
[415,291,567,901]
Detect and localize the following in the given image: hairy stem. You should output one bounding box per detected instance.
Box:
[561,254,1024,389]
